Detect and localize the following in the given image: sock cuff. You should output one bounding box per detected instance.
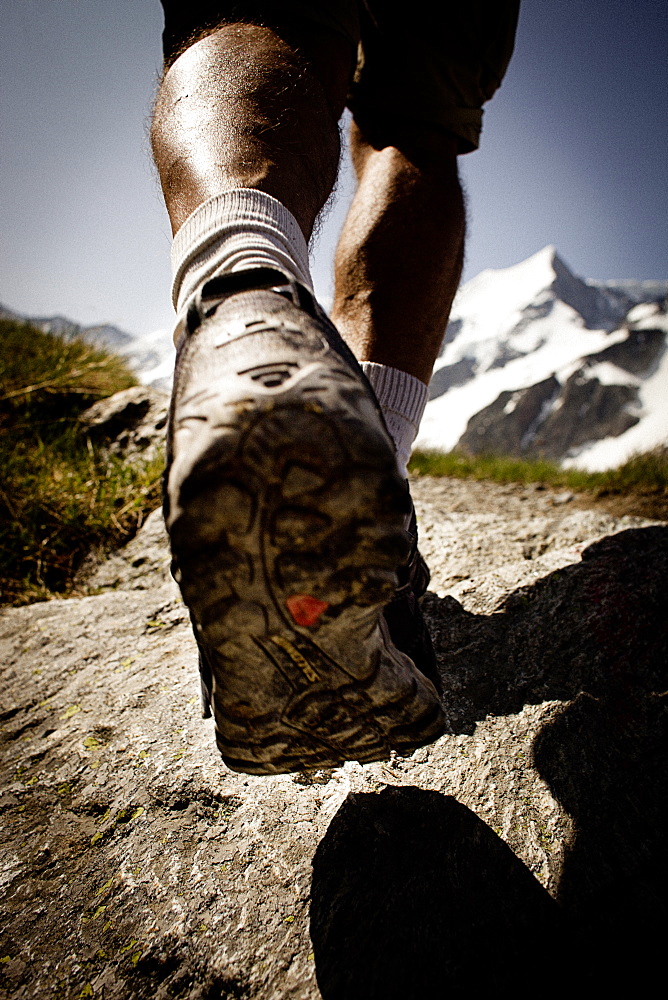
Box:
[170,189,312,310]
[360,362,429,431]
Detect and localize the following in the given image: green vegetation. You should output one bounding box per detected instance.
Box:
[1,318,163,605]
[409,448,668,498]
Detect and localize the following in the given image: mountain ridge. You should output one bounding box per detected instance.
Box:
[419,247,667,470]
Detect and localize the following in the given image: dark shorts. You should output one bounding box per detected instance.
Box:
[159,1,520,153]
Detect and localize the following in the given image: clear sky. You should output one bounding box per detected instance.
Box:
[1,0,666,337]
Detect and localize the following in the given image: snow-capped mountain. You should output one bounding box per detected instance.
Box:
[417,246,668,470]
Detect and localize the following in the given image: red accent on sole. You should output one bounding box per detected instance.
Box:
[286,594,329,627]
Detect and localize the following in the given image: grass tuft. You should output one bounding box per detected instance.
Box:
[1,318,163,605]
[409,448,668,502]
[0,318,136,408]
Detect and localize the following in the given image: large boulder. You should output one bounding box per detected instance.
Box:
[78,385,168,463]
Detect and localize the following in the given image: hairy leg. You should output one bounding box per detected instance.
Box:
[332,121,466,385]
[151,21,354,238]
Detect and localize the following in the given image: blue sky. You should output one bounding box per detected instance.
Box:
[1,0,666,337]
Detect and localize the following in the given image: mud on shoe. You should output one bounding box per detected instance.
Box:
[165,268,445,775]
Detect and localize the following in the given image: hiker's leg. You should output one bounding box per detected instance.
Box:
[332,0,520,387]
[331,121,465,387]
[330,0,519,472]
[151,19,355,240]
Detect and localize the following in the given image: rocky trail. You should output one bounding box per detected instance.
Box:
[1,474,667,999]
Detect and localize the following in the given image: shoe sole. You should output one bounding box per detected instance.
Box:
[167,324,445,774]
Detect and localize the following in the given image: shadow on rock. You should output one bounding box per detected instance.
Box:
[310,787,570,999]
[422,525,668,990]
[422,526,668,732]
[533,692,668,991]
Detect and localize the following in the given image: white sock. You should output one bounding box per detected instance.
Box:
[169,192,429,476]
[170,189,313,337]
[360,362,429,478]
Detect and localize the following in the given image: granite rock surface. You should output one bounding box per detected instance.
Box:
[1,476,666,999]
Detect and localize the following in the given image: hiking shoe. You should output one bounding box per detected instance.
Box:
[383,498,442,696]
[165,268,445,775]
